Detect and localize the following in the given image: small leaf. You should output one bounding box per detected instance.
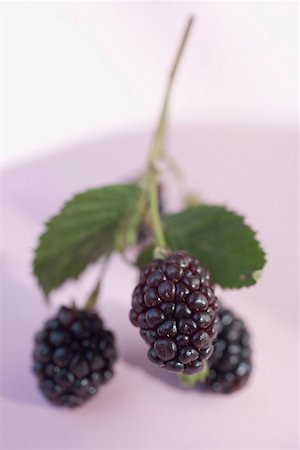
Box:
[33,184,141,295]
[137,205,266,289]
[164,205,266,288]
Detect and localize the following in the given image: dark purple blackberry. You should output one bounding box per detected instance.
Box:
[206,307,252,393]
[33,306,117,407]
[130,250,219,374]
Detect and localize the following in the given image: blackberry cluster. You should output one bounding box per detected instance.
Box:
[206,307,252,393]
[33,306,117,407]
[130,251,219,374]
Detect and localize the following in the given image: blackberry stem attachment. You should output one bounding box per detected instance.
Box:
[146,17,195,250]
[153,246,171,260]
[177,361,209,387]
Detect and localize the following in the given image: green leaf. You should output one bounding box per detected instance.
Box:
[115,186,147,252]
[33,184,141,295]
[165,205,266,288]
[137,205,266,289]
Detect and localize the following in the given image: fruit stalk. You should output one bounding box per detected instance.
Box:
[178,361,209,387]
[84,254,111,311]
[146,16,194,250]
[148,16,194,165]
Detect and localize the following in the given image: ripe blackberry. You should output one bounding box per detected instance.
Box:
[130,250,219,374]
[206,307,252,393]
[33,306,117,407]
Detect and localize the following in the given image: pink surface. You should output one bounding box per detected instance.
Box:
[0,125,299,449]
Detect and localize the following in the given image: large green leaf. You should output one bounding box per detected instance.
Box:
[138,205,266,289]
[33,184,141,295]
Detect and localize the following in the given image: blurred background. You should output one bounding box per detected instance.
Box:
[0,2,299,449]
[1,1,298,164]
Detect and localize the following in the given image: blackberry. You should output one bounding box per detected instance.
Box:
[129,250,219,374]
[206,307,252,393]
[33,306,117,407]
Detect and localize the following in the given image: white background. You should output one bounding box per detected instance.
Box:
[1,1,298,164]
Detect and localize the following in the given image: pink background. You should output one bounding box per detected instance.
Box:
[0,125,298,449]
[2,2,297,163]
[1,1,298,448]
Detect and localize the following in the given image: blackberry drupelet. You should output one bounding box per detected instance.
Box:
[130,250,219,374]
[206,307,252,393]
[33,306,117,407]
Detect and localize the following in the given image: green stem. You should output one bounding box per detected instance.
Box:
[146,17,194,249]
[177,361,209,388]
[148,16,194,166]
[84,254,111,311]
[149,176,166,247]
[84,280,101,312]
